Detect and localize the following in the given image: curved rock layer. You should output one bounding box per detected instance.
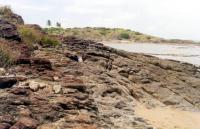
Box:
[0,37,200,129]
[0,19,21,41]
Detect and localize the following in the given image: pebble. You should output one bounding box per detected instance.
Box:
[28,81,46,91]
[11,117,38,129]
[53,85,62,94]
[0,68,6,75]
[37,124,59,129]
[39,83,46,89]
[19,108,32,117]
[29,81,39,92]
[78,56,83,62]
[53,76,59,81]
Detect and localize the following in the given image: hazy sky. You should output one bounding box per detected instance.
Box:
[0,0,200,40]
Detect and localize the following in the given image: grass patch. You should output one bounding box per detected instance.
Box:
[0,5,24,24]
[0,6,13,16]
[119,33,130,39]
[18,25,41,45]
[44,27,161,42]
[0,39,19,67]
[18,25,60,47]
[40,36,60,47]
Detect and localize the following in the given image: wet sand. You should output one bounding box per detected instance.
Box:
[135,105,200,129]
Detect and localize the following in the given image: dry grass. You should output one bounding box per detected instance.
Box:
[44,27,162,42]
[0,5,24,24]
[0,5,13,16]
[18,25,60,47]
[0,39,19,67]
[18,25,42,45]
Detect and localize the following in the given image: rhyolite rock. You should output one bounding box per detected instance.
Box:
[0,11,24,25]
[0,19,21,41]
[0,68,6,76]
[0,77,17,89]
[28,81,39,92]
[0,123,11,129]
[10,117,38,129]
[53,85,62,94]
[0,36,199,129]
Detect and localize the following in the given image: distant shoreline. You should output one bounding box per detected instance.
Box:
[44,27,199,45]
[104,41,200,67]
[100,40,200,46]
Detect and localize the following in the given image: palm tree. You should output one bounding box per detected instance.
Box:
[56,22,62,35]
[47,20,51,27]
[56,22,61,28]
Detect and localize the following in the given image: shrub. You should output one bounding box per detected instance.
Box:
[146,36,152,40]
[119,33,130,39]
[0,40,18,67]
[19,26,60,47]
[99,29,108,36]
[40,36,60,47]
[135,32,142,35]
[43,27,65,35]
[18,25,41,45]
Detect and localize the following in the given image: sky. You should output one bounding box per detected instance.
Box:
[0,0,200,40]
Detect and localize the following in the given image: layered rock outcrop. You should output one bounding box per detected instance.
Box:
[0,36,200,129]
[0,11,24,25]
[0,19,21,41]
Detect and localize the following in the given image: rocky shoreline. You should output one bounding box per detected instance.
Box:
[0,35,200,128]
[0,10,200,129]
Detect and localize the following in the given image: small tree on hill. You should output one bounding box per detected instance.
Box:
[47,20,51,27]
[56,22,61,28]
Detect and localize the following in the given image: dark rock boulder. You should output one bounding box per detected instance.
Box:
[0,123,11,129]
[0,19,21,41]
[0,77,17,89]
[0,115,15,125]
[8,13,24,25]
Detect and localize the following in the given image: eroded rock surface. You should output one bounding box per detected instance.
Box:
[0,19,21,41]
[0,11,24,25]
[0,36,200,129]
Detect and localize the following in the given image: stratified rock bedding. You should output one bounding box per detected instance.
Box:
[0,19,21,41]
[0,36,200,129]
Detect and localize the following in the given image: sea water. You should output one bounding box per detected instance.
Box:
[105,43,200,67]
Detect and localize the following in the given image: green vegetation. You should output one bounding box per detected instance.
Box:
[44,27,163,42]
[40,36,60,47]
[119,33,130,39]
[18,25,41,45]
[18,25,60,47]
[0,39,19,67]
